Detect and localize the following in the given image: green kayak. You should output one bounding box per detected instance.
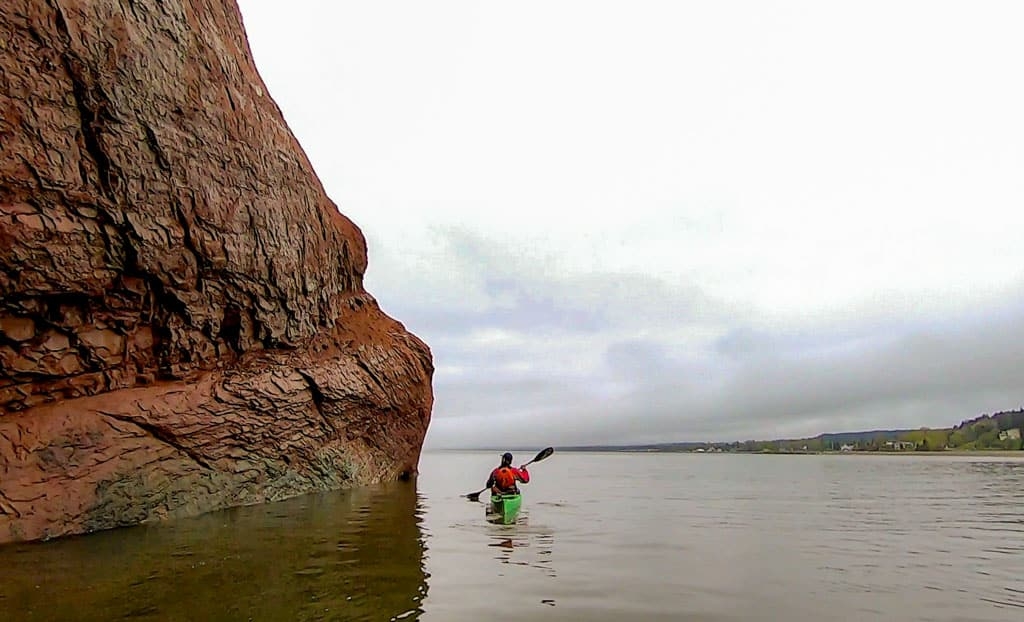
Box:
[486,492,522,524]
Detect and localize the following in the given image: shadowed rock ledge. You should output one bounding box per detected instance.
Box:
[0,0,433,543]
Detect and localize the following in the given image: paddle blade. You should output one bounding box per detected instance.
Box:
[465,489,485,502]
[525,447,554,466]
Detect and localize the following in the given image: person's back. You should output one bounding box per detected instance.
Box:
[486,452,530,495]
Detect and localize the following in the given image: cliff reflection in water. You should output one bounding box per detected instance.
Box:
[0,481,428,621]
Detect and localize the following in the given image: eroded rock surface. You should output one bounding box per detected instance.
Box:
[0,0,433,543]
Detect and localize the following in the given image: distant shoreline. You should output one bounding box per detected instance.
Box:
[817,449,1024,457]
[427,448,1024,457]
[429,410,1024,454]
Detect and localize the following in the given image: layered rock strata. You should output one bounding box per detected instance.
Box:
[0,0,433,543]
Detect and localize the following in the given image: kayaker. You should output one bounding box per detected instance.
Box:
[486,452,530,495]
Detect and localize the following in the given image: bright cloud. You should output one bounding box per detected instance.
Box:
[237,0,1024,447]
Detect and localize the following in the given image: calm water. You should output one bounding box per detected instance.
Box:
[1,452,1023,621]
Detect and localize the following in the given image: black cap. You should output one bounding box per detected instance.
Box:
[501,452,513,464]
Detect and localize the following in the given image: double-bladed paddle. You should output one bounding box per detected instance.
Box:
[465,447,554,502]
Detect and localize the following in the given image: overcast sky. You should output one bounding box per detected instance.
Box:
[236,1,1024,449]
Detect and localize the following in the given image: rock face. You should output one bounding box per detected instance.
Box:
[0,0,433,543]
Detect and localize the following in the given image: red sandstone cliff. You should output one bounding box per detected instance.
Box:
[0,0,433,543]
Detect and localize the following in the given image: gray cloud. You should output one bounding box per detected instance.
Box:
[234,0,1024,450]
[383,284,608,337]
[416,234,1024,448]
[372,226,730,340]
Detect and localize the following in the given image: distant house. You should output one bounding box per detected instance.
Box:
[884,441,916,450]
[998,429,1022,441]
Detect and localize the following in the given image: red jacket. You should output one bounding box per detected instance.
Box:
[487,465,529,493]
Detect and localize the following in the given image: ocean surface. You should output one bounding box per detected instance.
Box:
[2,451,1024,621]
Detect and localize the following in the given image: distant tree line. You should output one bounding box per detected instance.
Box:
[564,408,1024,453]
[702,408,1024,453]
[946,408,1024,450]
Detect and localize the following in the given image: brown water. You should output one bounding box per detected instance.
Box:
[2,452,1023,621]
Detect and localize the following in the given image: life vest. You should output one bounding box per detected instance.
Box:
[493,467,517,491]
